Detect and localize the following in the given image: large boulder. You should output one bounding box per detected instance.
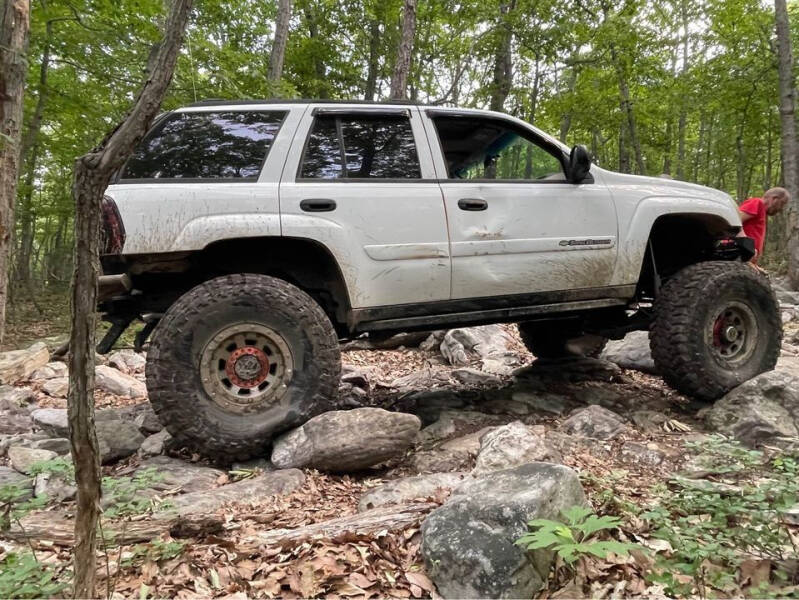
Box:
[358,472,467,511]
[107,350,146,374]
[138,429,172,458]
[41,377,68,398]
[559,405,628,440]
[0,343,49,384]
[271,408,421,471]
[600,331,657,374]
[8,446,58,474]
[30,362,68,381]
[440,325,522,373]
[472,421,562,476]
[0,392,33,435]
[94,365,147,399]
[703,371,799,446]
[0,466,33,499]
[133,456,225,495]
[31,408,68,437]
[421,462,585,599]
[96,420,145,463]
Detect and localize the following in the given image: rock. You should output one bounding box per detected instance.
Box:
[704,371,799,446]
[30,361,68,381]
[560,405,628,440]
[30,438,70,454]
[440,325,520,369]
[133,456,225,494]
[8,446,58,474]
[620,441,664,466]
[231,458,275,472]
[0,394,34,435]
[600,331,657,374]
[630,410,669,433]
[515,357,623,384]
[416,410,497,447]
[0,433,47,457]
[545,430,611,460]
[42,377,69,398]
[390,369,452,392]
[96,420,145,463]
[341,364,371,389]
[421,462,585,599]
[107,350,146,374]
[510,391,569,415]
[0,384,34,405]
[472,421,562,476]
[408,391,471,425]
[95,365,147,399]
[410,448,474,474]
[451,367,503,387]
[31,408,68,437]
[438,428,492,455]
[133,407,162,434]
[33,473,76,503]
[138,429,172,458]
[0,343,49,384]
[358,472,467,511]
[0,466,33,498]
[777,289,799,304]
[271,408,421,471]
[420,330,446,352]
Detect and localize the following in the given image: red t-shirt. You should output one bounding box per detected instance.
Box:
[740,197,767,256]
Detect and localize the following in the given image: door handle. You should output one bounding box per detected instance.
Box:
[458,198,488,211]
[300,198,337,212]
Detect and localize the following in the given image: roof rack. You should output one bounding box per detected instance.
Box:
[185,98,424,107]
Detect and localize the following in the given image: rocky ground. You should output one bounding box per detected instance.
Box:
[1,287,799,598]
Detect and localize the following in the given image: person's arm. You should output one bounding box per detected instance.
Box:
[739,209,755,223]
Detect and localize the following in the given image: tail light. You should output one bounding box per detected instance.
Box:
[100,195,126,254]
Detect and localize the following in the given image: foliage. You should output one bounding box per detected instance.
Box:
[27,457,75,481]
[121,539,187,567]
[517,505,642,568]
[102,468,166,520]
[643,435,799,597]
[0,484,49,531]
[0,552,68,599]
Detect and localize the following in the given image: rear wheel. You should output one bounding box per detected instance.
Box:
[146,274,341,461]
[650,261,781,401]
[517,321,608,358]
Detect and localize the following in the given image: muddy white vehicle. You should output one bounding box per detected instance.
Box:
[98,100,781,460]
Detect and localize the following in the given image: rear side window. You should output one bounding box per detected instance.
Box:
[300,115,421,179]
[121,111,286,180]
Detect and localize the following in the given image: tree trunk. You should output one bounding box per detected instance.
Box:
[611,45,646,175]
[489,0,515,112]
[558,66,576,143]
[268,0,292,82]
[389,0,417,100]
[364,19,381,100]
[663,118,673,175]
[67,1,192,595]
[676,0,689,180]
[302,3,325,82]
[775,0,799,288]
[0,0,30,343]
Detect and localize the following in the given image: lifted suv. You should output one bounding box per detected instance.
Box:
[99,100,781,460]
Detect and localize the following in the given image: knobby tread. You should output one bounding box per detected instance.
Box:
[145,274,341,462]
[650,261,781,401]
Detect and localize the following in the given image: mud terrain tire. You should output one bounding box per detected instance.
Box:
[650,261,781,401]
[146,274,340,462]
[517,322,608,358]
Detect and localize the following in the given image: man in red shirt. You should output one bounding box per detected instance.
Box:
[739,187,790,263]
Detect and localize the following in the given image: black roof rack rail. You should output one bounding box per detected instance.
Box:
[185,98,428,108]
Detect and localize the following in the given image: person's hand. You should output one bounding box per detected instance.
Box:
[747,261,768,277]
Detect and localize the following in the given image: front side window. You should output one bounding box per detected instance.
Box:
[300,115,421,179]
[432,116,566,181]
[121,111,286,180]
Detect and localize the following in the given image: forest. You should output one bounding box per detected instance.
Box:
[2,0,799,598]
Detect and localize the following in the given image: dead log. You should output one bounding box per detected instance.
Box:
[247,502,437,549]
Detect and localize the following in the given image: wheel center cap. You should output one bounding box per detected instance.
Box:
[722,325,739,343]
[225,347,269,388]
[234,354,261,379]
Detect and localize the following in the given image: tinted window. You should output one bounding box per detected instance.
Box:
[121,111,285,180]
[433,116,566,181]
[300,115,421,179]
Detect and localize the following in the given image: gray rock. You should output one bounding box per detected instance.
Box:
[30,438,70,454]
[390,369,452,392]
[0,432,46,457]
[545,430,611,459]
[416,410,497,447]
[31,408,68,437]
[515,357,622,384]
[777,289,799,305]
[41,377,69,398]
[8,446,57,474]
[271,408,421,472]
[232,458,275,472]
[133,456,225,494]
[630,410,669,433]
[600,331,657,374]
[30,361,68,381]
[473,421,562,476]
[420,330,447,352]
[0,343,49,385]
[451,367,503,387]
[358,472,467,512]
[0,394,34,435]
[0,384,34,405]
[511,391,568,415]
[560,405,628,440]
[138,429,172,458]
[620,441,664,466]
[704,371,799,446]
[0,466,33,499]
[95,365,147,399]
[421,462,585,599]
[410,448,475,474]
[96,420,145,463]
[440,325,521,371]
[107,350,146,374]
[133,407,163,434]
[33,473,76,503]
[439,428,492,455]
[340,364,372,389]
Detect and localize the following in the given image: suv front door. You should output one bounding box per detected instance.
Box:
[424,111,619,301]
[280,106,450,309]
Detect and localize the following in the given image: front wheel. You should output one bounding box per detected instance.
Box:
[650,261,781,401]
[145,274,341,461]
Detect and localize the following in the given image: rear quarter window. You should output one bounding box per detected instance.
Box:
[120,111,286,181]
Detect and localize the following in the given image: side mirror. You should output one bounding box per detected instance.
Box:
[567,144,592,183]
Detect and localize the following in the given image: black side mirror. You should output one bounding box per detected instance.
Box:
[567,144,592,183]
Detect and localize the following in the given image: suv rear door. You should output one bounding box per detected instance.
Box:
[279,105,450,309]
[423,110,619,300]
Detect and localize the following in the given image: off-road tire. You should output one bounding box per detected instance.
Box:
[145,274,341,462]
[650,261,781,401]
[517,321,608,358]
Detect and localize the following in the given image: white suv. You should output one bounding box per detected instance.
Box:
[98,100,781,460]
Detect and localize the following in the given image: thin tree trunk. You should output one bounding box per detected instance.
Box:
[0,0,30,344]
[364,19,380,100]
[268,0,292,82]
[302,3,325,82]
[611,45,646,175]
[489,0,515,112]
[676,0,689,180]
[559,67,576,143]
[389,0,417,100]
[663,118,673,175]
[775,0,799,288]
[68,1,192,595]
